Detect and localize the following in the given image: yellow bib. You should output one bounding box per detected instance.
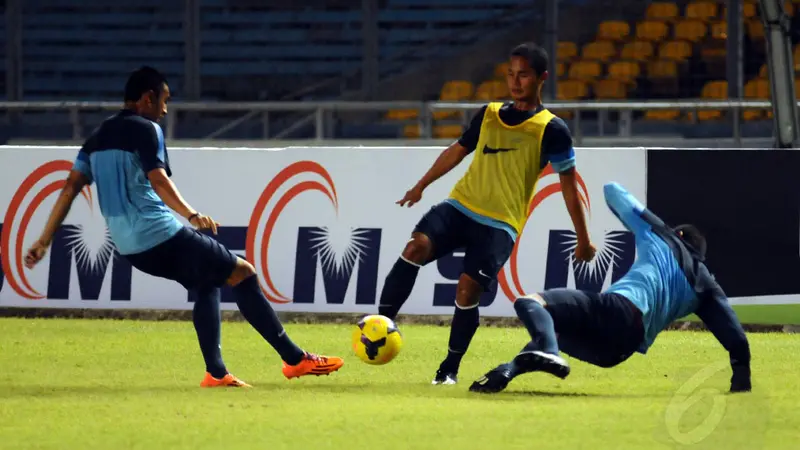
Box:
[449,102,555,234]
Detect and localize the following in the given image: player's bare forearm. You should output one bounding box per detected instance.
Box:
[414,142,469,190]
[38,172,87,246]
[148,169,197,219]
[559,169,590,244]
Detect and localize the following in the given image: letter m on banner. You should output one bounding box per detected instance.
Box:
[293,227,382,305]
[544,230,635,292]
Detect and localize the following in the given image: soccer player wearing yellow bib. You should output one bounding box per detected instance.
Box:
[378,43,597,385]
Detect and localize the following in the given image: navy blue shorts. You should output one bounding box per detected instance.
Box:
[537,289,644,368]
[124,227,238,290]
[413,201,514,292]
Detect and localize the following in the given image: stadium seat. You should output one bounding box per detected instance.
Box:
[403,124,421,138]
[743,78,770,121]
[710,21,727,40]
[647,60,680,97]
[386,109,419,120]
[620,41,655,61]
[759,63,768,78]
[597,21,631,42]
[646,2,680,22]
[674,20,708,42]
[785,1,795,17]
[658,40,692,61]
[474,80,509,101]
[648,60,679,79]
[636,20,670,42]
[747,20,765,41]
[433,124,464,139]
[607,61,641,84]
[434,80,474,119]
[557,61,566,77]
[644,109,681,121]
[593,79,628,99]
[557,41,579,61]
[557,79,589,100]
[696,80,727,121]
[685,1,718,22]
[568,60,603,81]
[581,41,617,62]
[494,62,509,79]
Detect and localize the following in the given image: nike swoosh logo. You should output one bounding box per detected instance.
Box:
[482,145,516,154]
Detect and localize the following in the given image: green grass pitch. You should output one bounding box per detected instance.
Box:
[0,317,798,449]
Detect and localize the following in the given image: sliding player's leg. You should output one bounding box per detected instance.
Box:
[378,202,465,321]
[434,224,515,385]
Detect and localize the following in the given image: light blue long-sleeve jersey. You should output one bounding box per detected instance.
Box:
[603,183,700,353]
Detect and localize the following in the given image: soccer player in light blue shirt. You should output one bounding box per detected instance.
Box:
[470,182,752,394]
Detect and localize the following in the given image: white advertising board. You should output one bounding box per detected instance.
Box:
[0,146,646,316]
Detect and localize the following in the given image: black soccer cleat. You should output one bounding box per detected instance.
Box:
[512,350,571,379]
[431,369,458,385]
[469,365,514,394]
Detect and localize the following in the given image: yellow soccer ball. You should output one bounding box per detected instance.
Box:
[352,315,403,365]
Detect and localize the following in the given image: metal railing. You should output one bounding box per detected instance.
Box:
[0,100,782,146]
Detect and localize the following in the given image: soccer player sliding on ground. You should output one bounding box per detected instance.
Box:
[24,66,344,388]
[469,182,752,394]
[378,43,596,385]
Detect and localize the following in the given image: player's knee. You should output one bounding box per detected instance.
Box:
[226,257,257,286]
[516,293,547,310]
[455,274,482,308]
[401,233,432,265]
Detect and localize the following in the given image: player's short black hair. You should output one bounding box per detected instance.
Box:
[674,224,707,260]
[510,42,549,76]
[124,66,167,102]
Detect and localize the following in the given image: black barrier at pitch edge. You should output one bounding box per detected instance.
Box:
[646,148,800,298]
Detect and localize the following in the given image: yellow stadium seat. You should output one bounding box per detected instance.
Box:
[439,80,473,100]
[581,41,617,61]
[433,125,464,139]
[636,20,670,42]
[759,63,768,78]
[435,80,474,119]
[747,20,765,40]
[685,1,718,21]
[786,1,795,17]
[648,60,679,78]
[386,109,418,120]
[568,60,603,81]
[607,61,641,84]
[557,41,579,61]
[710,21,727,40]
[742,2,757,19]
[557,80,589,100]
[743,78,770,121]
[644,110,681,121]
[597,21,631,41]
[620,41,655,61]
[658,40,693,61]
[403,124,420,138]
[646,2,680,22]
[697,80,728,121]
[674,20,708,42]
[474,80,509,101]
[593,79,628,99]
[557,61,566,77]
[494,62,510,79]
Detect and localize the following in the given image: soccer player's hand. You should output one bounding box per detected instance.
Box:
[24,240,49,269]
[189,213,220,235]
[397,186,423,207]
[730,365,751,393]
[574,240,596,262]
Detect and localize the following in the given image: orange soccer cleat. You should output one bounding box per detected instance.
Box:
[200,372,252,388]
[282,352,344,379]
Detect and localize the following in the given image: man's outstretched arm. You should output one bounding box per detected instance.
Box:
[695,286,752,393]
[603,182,662,236]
